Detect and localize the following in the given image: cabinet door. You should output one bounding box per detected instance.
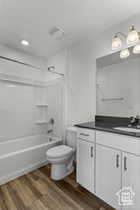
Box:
[122,153,140,210]
[77,139,94,192]
[96,144,121,209]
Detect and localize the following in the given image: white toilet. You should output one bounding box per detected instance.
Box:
[46,127,77,180]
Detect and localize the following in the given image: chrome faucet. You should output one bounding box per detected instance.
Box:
[128,115,140,128]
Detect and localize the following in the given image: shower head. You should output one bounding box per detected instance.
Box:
[47,65,64,76]
[48,66,55,71]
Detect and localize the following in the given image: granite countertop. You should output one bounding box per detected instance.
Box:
[75,121,140,138]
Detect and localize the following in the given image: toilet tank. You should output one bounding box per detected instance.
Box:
[65,127,77,149]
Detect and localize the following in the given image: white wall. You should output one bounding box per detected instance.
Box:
[67,42,95,124]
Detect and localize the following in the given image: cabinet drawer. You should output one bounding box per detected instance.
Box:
[96,130,140,155]
[77,128,95,142]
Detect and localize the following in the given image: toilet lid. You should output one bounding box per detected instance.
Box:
[46,145,74,158]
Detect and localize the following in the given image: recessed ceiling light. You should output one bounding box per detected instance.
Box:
[21,40,29,46]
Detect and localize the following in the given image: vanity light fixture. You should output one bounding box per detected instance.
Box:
[112,25,140,59]
[112,35,122,50]
[133,44,140,54]
[120,48,130,59]
[127,26,139,44]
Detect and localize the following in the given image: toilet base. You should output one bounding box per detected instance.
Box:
[51,163,74,180]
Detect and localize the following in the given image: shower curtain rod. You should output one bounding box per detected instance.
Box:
[0,55,43,70]
[0,55,65,76]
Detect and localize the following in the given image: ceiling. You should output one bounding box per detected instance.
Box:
[0,0,140,58]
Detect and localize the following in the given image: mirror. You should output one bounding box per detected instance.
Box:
[96,47,140,117]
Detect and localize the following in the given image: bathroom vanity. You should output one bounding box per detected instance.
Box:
[76,117,140,210]
[75,38,140,210]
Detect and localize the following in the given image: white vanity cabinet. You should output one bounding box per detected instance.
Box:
[76,127,140,210]
[77,128,95,193]
[96,144,121,209]
[96,131,140,210]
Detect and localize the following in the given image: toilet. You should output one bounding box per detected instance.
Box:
[46,127,77,180]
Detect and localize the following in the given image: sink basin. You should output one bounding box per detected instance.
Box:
[114,127,140,133]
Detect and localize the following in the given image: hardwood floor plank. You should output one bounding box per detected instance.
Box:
[29,199,48,210]
[40,195,63,210]
[9,179,35,207]
[40,166,114,210]
[6,183,27,210]
[76,186,114,210]
[55,179,98,210]
[20,176,42,199]
[35,169,84,210]
[26,173,49,195]
[0,185,17,210]
[0,165,115,210]
[0,188,9,210]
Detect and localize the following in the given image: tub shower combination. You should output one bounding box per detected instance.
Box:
[0,135,62,185]
[0,57,64,185]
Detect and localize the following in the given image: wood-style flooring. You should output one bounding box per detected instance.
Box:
[0,165,115,210]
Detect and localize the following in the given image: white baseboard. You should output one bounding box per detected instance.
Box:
[0,160,49,185]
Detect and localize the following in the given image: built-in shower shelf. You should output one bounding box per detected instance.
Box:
[36,104,48,107]
[36,120,48,124]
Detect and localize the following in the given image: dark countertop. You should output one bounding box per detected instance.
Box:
[75,121,140,138]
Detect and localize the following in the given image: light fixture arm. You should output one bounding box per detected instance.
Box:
[115,32,126,39]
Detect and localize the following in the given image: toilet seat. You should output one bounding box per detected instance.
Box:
[46,145,74,159]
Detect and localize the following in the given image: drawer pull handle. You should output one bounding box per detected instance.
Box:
[91,146,94,157]
[80,133,89,137]
[124,157,127,171]
[116,154,119,168]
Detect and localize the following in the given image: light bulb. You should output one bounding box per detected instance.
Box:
[112,35,122,50]
[127,26,139,44]
[120,48,130,59]
[21,40,29,46]
[133,44,140,54]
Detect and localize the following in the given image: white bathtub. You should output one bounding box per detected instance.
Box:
[0,135,62,185]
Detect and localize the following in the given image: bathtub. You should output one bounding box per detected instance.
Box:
[0,135,62,185]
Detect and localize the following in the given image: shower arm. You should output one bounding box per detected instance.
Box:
[48,66,64,76]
